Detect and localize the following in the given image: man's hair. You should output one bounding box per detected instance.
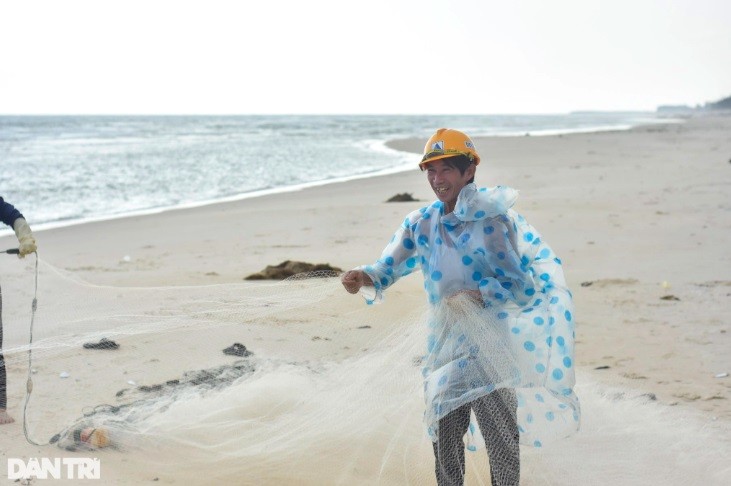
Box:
[421,154,475,183]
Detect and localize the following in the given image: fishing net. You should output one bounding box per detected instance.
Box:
[1,258,729,485]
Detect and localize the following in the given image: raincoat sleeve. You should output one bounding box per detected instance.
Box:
[478,210,569,307]
[357,210,423,304]
[0,197,24,228]
[504,210,571,306]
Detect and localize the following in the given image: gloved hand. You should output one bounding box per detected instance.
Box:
[13,218,37,258]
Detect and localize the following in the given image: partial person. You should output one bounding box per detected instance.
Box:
[1,197,37,425]
[341,129,578,485]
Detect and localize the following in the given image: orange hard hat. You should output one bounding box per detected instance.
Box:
[420,128,481,169]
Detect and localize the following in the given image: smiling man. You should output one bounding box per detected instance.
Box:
[341,128,578,486]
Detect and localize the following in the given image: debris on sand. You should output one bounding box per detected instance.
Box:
[386,193,419,202]
[223,342,253,357]
[660,295,680,301]
[83,337,120,350]
[245,260,342,280]
[115,360,256,400]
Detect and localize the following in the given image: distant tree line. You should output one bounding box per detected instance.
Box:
[657,94,731,112]
[705,95,731,110]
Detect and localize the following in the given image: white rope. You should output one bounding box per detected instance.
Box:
[21,252,48,446]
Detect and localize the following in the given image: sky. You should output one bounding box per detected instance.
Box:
[0,0,729,115]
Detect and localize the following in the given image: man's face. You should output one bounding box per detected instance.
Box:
[425,159,475,210]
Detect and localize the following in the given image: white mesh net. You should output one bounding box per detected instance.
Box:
[1,259,729,485]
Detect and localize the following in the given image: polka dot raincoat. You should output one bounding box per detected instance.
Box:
[359,183,580,447]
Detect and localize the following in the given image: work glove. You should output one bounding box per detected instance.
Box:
[13,218,37,258]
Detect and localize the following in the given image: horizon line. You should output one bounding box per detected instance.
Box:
[0,110,658,117]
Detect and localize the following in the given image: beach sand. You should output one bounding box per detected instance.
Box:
[0,114,729,484]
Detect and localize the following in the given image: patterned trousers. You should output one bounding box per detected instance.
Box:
[432,388,520,486]
[0,284,6,409]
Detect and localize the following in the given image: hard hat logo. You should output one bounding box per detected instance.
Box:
[420,128,481,168]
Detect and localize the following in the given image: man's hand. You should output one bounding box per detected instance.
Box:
[341,270,372,294]
[13,218,37,258]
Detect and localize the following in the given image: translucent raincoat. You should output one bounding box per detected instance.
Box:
[359,183,580,447]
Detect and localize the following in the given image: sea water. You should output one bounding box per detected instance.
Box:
[0,113,669,233]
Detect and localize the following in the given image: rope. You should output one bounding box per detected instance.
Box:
[21,252,47,446]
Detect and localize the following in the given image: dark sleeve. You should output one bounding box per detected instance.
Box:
[0,197,24,228]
